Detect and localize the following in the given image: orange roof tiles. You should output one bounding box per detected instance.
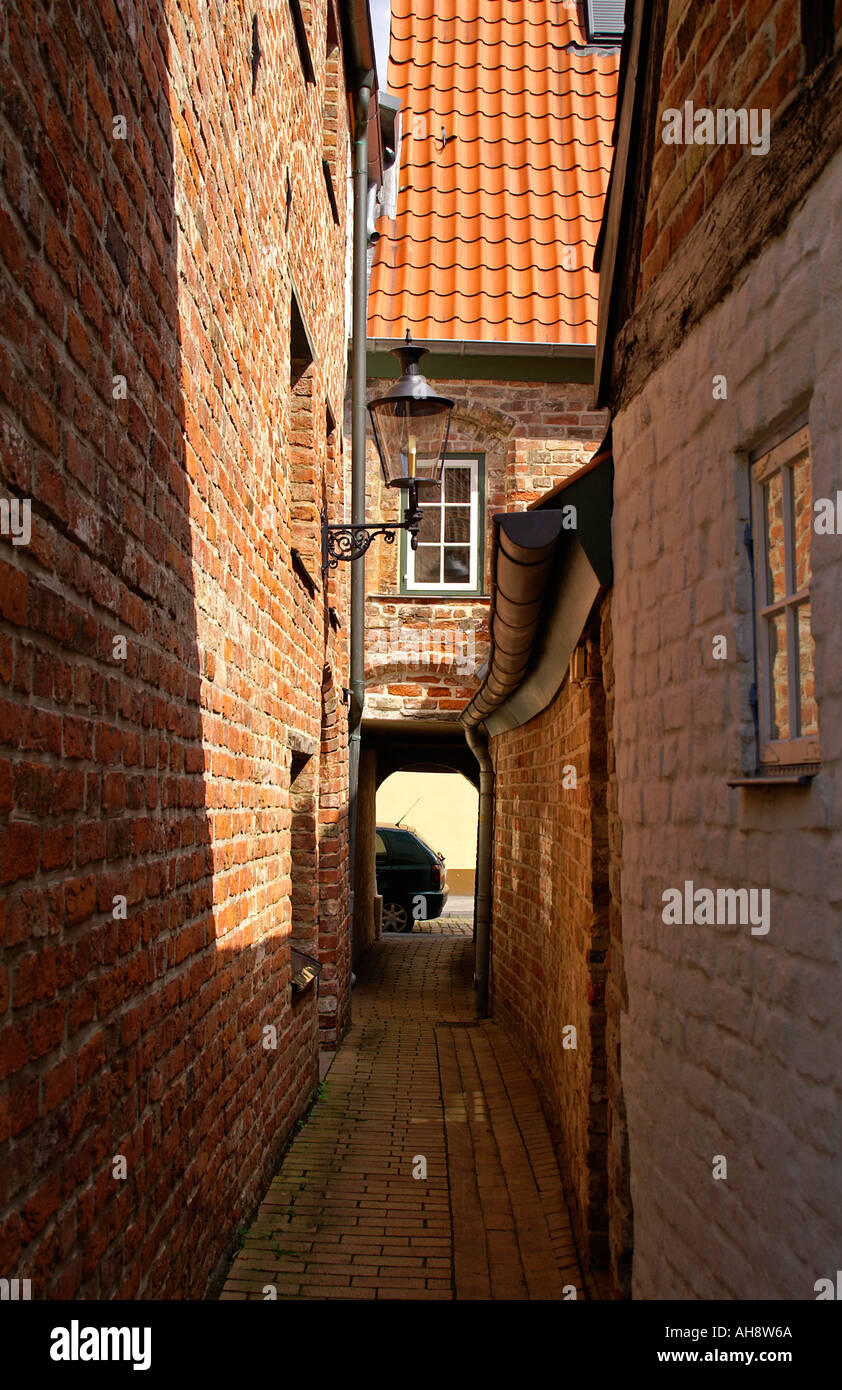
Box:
[368,0,620,346]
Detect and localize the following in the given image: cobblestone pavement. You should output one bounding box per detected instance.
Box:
[383,914,473,936]
[220,929,583,1300]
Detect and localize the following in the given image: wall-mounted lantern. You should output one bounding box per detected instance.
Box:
[321,332,454,573]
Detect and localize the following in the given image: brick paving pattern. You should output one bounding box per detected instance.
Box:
[220,929,583,1300]
[383,914,473,936]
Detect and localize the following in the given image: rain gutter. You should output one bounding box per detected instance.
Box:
[341,0,377,951]
[347,82,370,936]
[460,445,614,1016]
[368,338,596,359]
[461,445,613,734]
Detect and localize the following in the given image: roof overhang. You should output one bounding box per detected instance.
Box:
[367,338,596,360]
[339,2,401,183]
[594,0,670,407]
[339,0,378,92]
[461,444,613,736]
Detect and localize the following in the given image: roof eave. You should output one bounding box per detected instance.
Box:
[594,0,670,408]
[367,337,596,359]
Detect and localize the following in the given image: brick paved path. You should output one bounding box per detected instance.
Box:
[383,914,473,936]
[220,929,583,1300]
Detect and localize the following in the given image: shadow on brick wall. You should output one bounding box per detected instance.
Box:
[0,0,325,1299]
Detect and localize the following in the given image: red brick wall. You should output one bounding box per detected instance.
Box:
[489,609,629,1295]
[600,592,632,1296]
[641,0,842,301]
[0,0,351,1298]
[363,375,607,720]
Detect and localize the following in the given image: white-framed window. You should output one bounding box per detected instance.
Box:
[750,424,819,767]
[403,454,482,593]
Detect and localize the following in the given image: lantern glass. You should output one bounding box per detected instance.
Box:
[369,396,452,489]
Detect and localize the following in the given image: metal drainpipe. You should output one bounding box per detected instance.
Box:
[348,79,372,952]
[465,724,493,1017]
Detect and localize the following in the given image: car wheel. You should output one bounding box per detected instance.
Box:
[382,900,412,933]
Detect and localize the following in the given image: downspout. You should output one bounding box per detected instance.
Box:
[348,78,372,940]
[465,725,493,1017]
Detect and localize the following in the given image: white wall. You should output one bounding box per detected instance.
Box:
[612,147,842,1299]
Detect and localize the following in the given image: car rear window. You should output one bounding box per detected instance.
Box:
[375,832,387,857]
[385,830,433,864]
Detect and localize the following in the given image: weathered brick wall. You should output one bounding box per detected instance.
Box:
[363,376,606,719]
[365,597,488,719]
[317,659,350,1045]
[489,613,629,1294]
[641,0,842,301]
[0,0,351,1298]
[611,145,842,1297]
[600,591,632,1297]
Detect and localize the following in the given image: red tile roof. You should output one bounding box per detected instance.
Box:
[368,0,620,347]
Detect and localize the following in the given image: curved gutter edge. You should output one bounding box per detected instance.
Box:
[462,512,567,1017]
[462,439,613,732]
[460,511,566,730]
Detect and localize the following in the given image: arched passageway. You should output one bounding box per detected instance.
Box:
[352,719,480,962]
[377,769,478,899]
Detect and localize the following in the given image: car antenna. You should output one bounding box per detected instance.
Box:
[396,798,420,827]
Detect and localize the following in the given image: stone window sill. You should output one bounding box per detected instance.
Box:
[368,593,491,602]
[727,769,819,788]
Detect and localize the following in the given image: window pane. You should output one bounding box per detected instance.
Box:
[763,472,786,604]
[375,832,387,857]
[418,506,441,543]
[790,455,812,592]
[443,547,470,583]
[414,546,440,584]
[388,830,432,864]
[796,600,818,737]
[444,467,471,503]
[766,610,790,740]
[444,506,470,543]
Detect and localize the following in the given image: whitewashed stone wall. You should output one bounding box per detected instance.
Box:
[612,146,842,1299]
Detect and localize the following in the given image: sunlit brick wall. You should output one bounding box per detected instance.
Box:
[0,0,351,1298]
[489,611,630,1296]
[640,0,841,300]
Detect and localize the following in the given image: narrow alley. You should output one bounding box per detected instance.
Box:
[3,0,842,1360]
[220,922,582,1301]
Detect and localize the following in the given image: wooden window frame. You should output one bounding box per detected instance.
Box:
[400,453,485,597]
[750,424,820,769]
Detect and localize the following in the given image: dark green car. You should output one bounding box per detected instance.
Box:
[375,824,449,932]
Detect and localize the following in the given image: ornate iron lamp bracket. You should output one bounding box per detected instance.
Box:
[321,483,422,576]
